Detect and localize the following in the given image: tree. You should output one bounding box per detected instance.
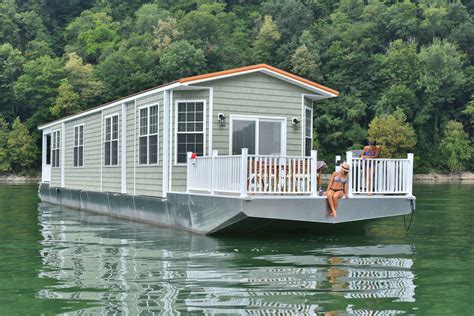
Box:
[368,109,416,158]
[0,117,10,173]
[134,4,170,34]
[13,55,65,121]
[0,43,24,119]
[375,85,418,121]
[417,39,466,141]
[96,33,161,99]
[291,44,321,81]
[0,0,19,46]
[254,15,281,63]
[439,120,472,172]
[159,40,206,80]
[64,52,104,107]
[65,10,118,62]
[153,17,181,51]
[50,80,80,118]
[7,117,37,173]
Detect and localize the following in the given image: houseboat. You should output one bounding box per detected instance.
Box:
[38,64,415,234]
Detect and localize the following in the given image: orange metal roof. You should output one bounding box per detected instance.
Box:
[180,64,339,96]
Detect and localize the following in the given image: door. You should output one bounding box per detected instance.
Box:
[42,133,51,182]
[231,116,286,155]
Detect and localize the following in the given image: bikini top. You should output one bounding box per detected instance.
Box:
[364,147,378,157]
[334,175,346,183]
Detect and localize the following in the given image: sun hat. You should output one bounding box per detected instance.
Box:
[340,162,350,172]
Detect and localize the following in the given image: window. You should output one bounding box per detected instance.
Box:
[139,104,159,165]
[51,130,60,168]
[45,134,51,165]
[231,117,285,155]
[176,101,205,163]
[104,115,119,166]
[73,125,84,167]
[304,107,312,156]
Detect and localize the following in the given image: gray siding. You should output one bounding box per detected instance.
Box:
[64,113,101,191]
[126,93,164,197]
[47,95,165,196]
[200,72,313,158]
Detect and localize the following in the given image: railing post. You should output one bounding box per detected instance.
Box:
[335,155,341,172]
[186,151,193,193]
[240,148,248,198]
[211,150,218,194]
[311,150,318,196]
[407,153,414,196]
[346,151,353,197]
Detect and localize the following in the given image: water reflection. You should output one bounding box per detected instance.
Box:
[37,202,416,314]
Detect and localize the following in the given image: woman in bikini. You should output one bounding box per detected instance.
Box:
[326,162,349,218]
[361,140,380,195]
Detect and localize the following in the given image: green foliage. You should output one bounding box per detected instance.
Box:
[6,117,37,173]
[65,11,118,62]
[439,120,472,172]
[368,109,417,158]
[254,15,281,63]
[291,44,321,81]
[50,80,80,118]
[159,40,205,80]
[0,0,473,174]
[0,117,11,173]
[13,55,65,121]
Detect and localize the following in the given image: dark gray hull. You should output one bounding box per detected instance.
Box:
[39,183,415,235]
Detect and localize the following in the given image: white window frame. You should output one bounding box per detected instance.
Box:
[51,129,61,168]
[229,114,287,156]
[138,102,160,166]
[304,106,313,157]
[174,99,207,165]
[104,113,120,167]
[73,124,84,168]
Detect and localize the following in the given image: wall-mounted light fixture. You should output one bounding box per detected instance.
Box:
[218,112,226,126]
[292,117,301,129]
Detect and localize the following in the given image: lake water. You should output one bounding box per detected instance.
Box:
[0,184,472,315]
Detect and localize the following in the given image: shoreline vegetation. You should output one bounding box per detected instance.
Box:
[3,173,473,184]
[0,1,472,177]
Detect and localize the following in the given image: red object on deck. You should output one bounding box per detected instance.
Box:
[191,153,197,159]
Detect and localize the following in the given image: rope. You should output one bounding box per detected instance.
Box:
[403,199,415,231]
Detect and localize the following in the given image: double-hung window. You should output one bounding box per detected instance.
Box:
[176,101,205,163]
[304,107,312,157]
[104,115,119,166]
[139,104,159,165]
[73,125,84,167]
[51,130,60,168]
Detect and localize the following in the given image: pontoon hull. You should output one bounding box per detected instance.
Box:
[39,183,415,235]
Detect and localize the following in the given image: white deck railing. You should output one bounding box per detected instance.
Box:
[187,150,414,197]
[345,152,414,196]
[187,149,318,196]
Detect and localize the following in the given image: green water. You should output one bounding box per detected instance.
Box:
[0,184,472,315]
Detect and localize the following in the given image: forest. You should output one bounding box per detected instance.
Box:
[0,0,472,174]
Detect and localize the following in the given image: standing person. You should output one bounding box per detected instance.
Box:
[361,140,380,159]
[361,140,380,195]
[326,163,350,218]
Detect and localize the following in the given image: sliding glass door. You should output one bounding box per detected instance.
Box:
[231,116,285,155]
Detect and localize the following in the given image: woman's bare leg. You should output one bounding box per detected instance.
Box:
[332,191,344,217]
[326,190,336,216]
